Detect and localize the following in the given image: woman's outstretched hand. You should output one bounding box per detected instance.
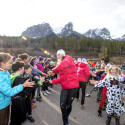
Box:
[47,71,53,75]
[47,71,55,76]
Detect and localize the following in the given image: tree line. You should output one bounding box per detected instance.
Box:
[0,36,125,62]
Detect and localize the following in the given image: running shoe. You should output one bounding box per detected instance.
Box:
[98,108,102,117]
[45,91,50,95]
[31,104,37,109]
[86,93,90,97]
[81,104,85,110]
[43,92,48,96]
[27,115,35,122]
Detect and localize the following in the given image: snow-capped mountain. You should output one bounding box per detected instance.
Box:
[116,34,125,41]
[21,22,124,41]
[58,22,83,39]
[21,22,82,39]
[84,28,112,40]
[53,27,63,34]
[21,23,57,38]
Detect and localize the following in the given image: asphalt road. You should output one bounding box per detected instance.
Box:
[23,84,125,125]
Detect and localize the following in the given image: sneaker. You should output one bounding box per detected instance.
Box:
[67,114,70,119]
[86,93,90,97]
[65,123,70,125]
[64,122,69,125]
[81,104,85,110]
[27,115,35,122]
[45,91,50,95]
[98,108,102,117]
[31,104,37,109]
[43,92,48,96]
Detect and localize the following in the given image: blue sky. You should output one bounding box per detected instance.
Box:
[0,0,125,38]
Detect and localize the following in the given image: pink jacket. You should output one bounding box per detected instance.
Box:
[37,63,43,71]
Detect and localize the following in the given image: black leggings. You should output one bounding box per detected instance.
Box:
[60,88,78,125]
[76,82,86,105]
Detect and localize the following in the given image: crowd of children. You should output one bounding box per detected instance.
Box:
[0,51,125,125]
[0,52,57,125]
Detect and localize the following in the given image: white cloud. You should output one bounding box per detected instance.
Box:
[0,0,125,37]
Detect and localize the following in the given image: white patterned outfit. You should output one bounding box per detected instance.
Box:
[95,75,125,116]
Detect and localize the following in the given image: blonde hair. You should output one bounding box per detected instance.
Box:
[105,66,109,70]
[0,52,12,67]
[106,65,119,80]
[57,55,65,65]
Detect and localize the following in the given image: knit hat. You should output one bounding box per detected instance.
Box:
[82,58,87,64]
[57,49,65,56]
[39,56,43,61]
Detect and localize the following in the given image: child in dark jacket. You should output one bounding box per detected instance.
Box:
[10,61,36,124]
[24,64,44,105]
[42,61,51,96]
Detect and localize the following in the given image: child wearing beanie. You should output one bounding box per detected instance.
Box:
[38,57,44,72]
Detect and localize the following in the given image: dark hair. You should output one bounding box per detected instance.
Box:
[12,61,24,72]
[0,52,12,66]
[45,61,50,65]
[101,58,105,61]
[18,53,29,60]
[30,57,37,66]
[24,64,31,70]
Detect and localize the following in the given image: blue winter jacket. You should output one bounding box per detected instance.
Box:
[0,71,23,110]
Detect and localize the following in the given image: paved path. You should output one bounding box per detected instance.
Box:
[23,84,125,125]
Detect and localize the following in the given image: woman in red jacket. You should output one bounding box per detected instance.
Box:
[76,58,90,109]
[49,49,79,125]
